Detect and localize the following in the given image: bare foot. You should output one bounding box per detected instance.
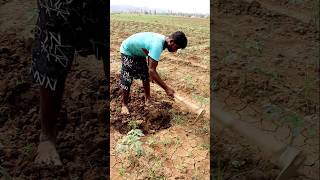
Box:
[145,99,153,106]
[121,105,130,114]
[35,140,62,166]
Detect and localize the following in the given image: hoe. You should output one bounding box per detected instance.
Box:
[173,93,206,121]
[211,101,306,180]
[169,89,305,179]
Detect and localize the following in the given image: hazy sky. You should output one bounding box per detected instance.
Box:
[110,0,210,14]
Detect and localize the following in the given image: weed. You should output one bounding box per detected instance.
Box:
[195,125,209,135]
[288,0,304,5]
[23,143,33,157]
[160,138,174,147]
[187,150,193,157]
[128,119,142,130]
[216,156,224,180]
[146,157,165,179]
[211,80,218,91]
[128,154,139,167]
[158,69,169,80]
[263,104,283,119]
[146,137,157,148]
[184,75,194,89]
[201,143,210,150]
[171,112,185,125]
[310,0,320,30]
[0,166,11,180]
[283,112,304,137]
[307,127,317,137]
[174,138,181,146]
[251,65,281,81]
[192,94,209,106]
[301,74,316,100]
[203,55,210,64]
[176,164,187,174]
[119,165,126,177]
[115,107,121,113]
[223,50,238,63]
[241,40,263,57]
[116,129,145,156]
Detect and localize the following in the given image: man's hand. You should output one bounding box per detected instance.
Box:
[165,87,175,98]
[148,57,174,97]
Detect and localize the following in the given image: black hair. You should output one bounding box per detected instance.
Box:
[169,31,187,49]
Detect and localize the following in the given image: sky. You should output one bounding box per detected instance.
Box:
[110,0,210,14]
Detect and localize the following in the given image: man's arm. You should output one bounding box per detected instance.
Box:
[148,57,174,97]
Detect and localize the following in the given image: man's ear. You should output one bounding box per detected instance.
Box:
[169,39,174,45]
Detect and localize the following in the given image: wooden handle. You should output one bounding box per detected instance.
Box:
[174,93,204,115]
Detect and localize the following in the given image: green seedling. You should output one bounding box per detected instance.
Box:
[116,129,145,156]
[128,119,142,130]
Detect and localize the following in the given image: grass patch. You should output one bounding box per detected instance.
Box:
[192,94,209,106]
[170,111,185,125]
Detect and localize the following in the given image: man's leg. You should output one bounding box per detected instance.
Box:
[142,79,151,105]
[120,54,134,114]
[121,88,130,114]
[35,83,65,166]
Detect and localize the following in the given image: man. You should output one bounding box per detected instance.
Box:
[119,31,188,114]
[31,0,107,165]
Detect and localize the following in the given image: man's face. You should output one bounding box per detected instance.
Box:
[167,40,180,52]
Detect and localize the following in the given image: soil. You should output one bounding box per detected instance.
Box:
[110,74,173,135]
[212,0,319,179]
[0,1,109,179]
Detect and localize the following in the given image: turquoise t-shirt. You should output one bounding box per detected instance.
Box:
[120,32,165,61]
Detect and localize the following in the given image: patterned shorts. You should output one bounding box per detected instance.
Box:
[120,53,149,90]
[31,0,107,91]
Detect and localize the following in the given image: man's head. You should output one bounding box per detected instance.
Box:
[166,31,187,52]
